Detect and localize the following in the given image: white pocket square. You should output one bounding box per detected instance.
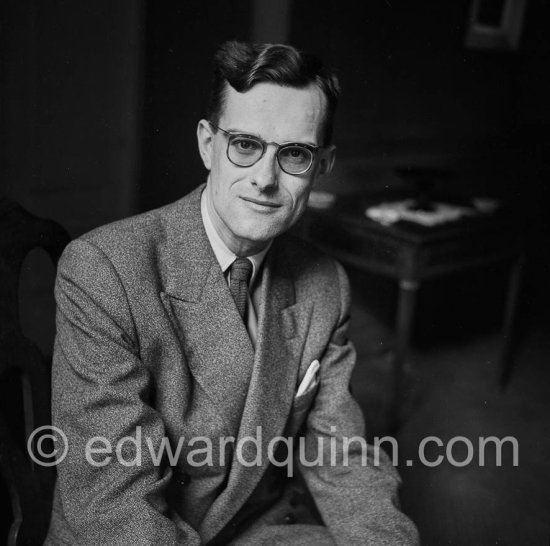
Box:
[296,359,320,397]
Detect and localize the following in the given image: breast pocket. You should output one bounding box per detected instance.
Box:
[286,382,319,438]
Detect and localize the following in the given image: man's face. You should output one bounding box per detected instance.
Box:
[197,82,335,256]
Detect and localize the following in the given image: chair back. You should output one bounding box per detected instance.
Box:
[0,198,70,545]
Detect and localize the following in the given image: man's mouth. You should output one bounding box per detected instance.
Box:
[240,196,282,208]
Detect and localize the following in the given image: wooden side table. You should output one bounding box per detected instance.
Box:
[299,195,523,422]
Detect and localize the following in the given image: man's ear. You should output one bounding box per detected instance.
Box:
[318,145,336,176]
[197,119,214,170]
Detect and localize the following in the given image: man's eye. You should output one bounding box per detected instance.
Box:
[233,138,261,153]
[281,146,309,163]
[289,148,306,158]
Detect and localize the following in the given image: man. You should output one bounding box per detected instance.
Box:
[46,41,418,545]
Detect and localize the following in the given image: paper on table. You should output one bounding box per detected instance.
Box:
[366,199,478,227]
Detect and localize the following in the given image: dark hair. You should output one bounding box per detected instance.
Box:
[207,41,340,145]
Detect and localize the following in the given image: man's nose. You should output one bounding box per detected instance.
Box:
[251,147,279,191]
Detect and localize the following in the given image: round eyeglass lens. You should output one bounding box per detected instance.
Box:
[278,145,313,174]
[228,136,263,166]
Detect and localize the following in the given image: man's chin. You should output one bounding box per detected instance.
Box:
[240,234,274,249]
[234,228,280,253]
[236,221,287,243]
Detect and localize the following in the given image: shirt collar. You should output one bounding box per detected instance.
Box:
[200,189,271,285]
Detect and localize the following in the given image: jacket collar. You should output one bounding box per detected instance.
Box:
[164,184,214,304]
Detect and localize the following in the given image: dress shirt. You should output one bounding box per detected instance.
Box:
[201,189,271,349]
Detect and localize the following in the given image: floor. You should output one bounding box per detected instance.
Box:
[347,266,550,545]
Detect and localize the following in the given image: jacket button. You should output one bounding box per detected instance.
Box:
[284,513,296,524]
[175,471,190,486]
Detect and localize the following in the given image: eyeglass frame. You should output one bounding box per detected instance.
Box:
[208,121,323,176]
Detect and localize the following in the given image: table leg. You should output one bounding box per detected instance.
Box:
[390,279,419,429]
[500,255,524,387]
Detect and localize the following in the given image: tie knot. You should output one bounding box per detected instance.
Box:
[230,257,253,283]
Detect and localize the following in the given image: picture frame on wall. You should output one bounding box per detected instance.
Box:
[465,0,527,51]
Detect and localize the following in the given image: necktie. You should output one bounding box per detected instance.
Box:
[229,258,253,321]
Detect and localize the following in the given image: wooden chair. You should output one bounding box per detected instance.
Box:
[0,198,70,545]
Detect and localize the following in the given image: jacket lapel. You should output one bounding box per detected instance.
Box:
[200,239,314,542]
[160,186,255,436]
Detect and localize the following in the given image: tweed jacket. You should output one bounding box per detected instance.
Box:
[46,185,418,545]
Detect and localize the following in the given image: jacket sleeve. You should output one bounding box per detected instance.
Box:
[52,239,201,546]
[298,261,420,546]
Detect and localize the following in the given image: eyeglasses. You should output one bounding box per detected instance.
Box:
[209,122,321,175]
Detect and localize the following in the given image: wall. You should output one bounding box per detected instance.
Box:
[293,0,519,152]
[1,0,144,236]
[290,0,529,200]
